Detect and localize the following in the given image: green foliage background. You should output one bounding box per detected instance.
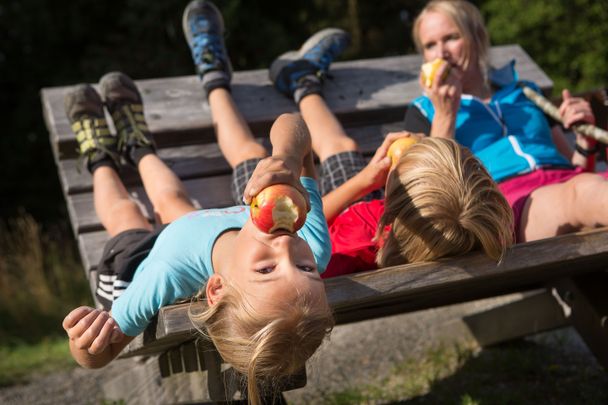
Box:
[1,0,606,224]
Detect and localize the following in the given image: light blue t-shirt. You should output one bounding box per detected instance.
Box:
[111,177,330,336]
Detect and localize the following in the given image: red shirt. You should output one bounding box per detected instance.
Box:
[322,199,385,278]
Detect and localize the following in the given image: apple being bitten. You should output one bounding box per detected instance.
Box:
[250,184,307,233]
[387,137,419,167]
[421,58,450,88]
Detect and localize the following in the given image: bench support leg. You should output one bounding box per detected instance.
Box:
[552,272,608,370]
[443,290,568,347]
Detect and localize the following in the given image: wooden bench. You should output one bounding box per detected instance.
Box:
[41,44,608,403]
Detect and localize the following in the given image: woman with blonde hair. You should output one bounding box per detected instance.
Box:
[405,0,606,243]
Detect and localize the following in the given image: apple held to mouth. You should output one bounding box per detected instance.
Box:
[421,58,450,88]
[250,184,307,233]
[387,137,419,167]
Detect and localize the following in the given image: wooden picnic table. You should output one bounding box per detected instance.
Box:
[41,44,607,404]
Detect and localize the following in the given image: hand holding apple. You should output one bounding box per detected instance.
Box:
[387,137,419,167]
[250,184,307,233]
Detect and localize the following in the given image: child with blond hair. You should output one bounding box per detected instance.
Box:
[62,3,335,399]
[266,18,514,276]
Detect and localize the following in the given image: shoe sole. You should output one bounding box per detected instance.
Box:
[99,72,142,106]
[297,27,349,58]
[64,84,105,121]
[270,28,349,72]
[182,0,224,49]
[181,0,233,78]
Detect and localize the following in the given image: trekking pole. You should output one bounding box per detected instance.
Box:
[519,84,608,144]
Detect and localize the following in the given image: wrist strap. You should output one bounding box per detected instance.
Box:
[575,142,601,157]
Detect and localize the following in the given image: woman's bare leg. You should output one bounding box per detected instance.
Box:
[137,154,197,224]
[520,173,608,241]
[93,166,152,237]
[208,88,267,167]
[299,94,358,161]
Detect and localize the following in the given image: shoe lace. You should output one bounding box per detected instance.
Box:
[190,17,224,68]
[72,116,120,173]
[112,103,151,153]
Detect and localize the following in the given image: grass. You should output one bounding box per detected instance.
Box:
[0,213,92,385]
[322,339,608,404]
[0,336,76,387]
[1,213,607,401]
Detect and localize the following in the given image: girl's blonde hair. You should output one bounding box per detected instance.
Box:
[376,137,513,267]
[412,0,491,84]
[189,284,334,405]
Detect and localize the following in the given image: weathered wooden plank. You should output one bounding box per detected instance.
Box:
[120,227,608,357]
[67,175,234,234]
[78,231,108,274]
[57,121,403,196]
[57,143,230,196]
[458,290,568,346]
[182,342,200,373]
[168,347,184,374]
[42,45,552,161]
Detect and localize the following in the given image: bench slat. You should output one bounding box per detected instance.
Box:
[56,121,404,196]
[41,45,552,161]
[121,227,608,357]
[67,175,235,234]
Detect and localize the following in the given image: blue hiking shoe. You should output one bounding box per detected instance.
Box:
[182,0,232,95]
[99,72,155,167]
[269,28,351,104]
[64,84,120,173]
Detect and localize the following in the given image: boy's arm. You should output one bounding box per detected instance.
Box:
[301,151,317,179]
[63,306,135,369]
[322,170,383,224]
[322,132,420,223]
[243,113,312,205]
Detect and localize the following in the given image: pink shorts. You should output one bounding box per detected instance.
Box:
[498,167,608,241]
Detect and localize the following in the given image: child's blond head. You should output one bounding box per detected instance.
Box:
[190,281,333,404]
[377,137,513,267]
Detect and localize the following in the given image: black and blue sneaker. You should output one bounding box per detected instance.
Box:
[269,28,351,104]
[182,0,232,95]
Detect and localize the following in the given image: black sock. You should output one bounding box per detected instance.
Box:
[89,158,119,174]
[201,71,231,98]
[294,75,323,104]
[129,145,155,167]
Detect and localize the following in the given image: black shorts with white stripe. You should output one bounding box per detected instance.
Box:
[95,227,164,310]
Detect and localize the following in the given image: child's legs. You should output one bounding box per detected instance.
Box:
[299,94,358,161]
[299,94,381,199]
[93,166,152,237]
[137,154,197,224]
[520,173,608,241]
[208,88,267,167]
[208,87,268,204]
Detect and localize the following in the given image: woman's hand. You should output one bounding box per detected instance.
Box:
[63,306,125,355]
[422,63,463,138]
[242,155,310,210]
[559,89,596,129]
[359,131,424,193]
[560,89,598,162]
